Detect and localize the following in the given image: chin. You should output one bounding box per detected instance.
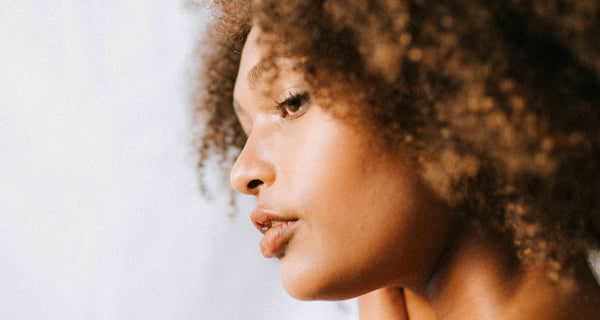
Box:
[282,279,349,301]
[279,256,370,301]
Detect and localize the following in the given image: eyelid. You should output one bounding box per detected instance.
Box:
[275,85,308,103]
[274,90,310,119]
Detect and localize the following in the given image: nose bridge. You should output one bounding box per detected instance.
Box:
[230,127,276,195]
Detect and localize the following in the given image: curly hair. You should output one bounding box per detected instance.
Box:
[192,0,600,280]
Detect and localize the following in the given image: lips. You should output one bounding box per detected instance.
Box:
[251,207,298,258]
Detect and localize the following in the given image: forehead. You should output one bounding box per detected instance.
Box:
[233,28,308,106]
[234,28,262,96]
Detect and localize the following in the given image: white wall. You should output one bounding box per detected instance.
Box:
[0,1,357,319]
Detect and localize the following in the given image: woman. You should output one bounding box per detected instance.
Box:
[193,0,600,318]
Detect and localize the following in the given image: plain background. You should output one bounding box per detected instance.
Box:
[0,1,358,319]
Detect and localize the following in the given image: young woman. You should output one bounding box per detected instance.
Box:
[194,1,600,318]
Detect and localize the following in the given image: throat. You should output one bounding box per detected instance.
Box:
[421,228,520,319]
[417,227,600,320]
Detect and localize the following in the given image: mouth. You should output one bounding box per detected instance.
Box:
[251,207,299,258]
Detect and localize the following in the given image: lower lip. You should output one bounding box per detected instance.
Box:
[259,221,298,258]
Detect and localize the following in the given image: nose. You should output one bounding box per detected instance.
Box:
[230,132,276,195]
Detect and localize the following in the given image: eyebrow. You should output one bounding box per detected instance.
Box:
[247,59,267,90]
[247,58,295,90]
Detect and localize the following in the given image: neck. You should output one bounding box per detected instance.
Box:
[414,225,600,320]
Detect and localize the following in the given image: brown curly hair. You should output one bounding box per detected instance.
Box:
[192,0,600,279]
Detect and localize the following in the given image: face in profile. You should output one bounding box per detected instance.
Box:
[230,28,456,300]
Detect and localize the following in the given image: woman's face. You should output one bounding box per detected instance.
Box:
[231,28,456,300]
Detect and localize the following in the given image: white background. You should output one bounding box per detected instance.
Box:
[0,1,357,319]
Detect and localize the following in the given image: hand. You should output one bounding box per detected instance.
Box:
[358,287,436,320]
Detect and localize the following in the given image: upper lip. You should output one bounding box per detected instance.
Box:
[250,206,297,234]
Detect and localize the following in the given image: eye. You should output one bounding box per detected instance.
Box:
[276,92,310,118]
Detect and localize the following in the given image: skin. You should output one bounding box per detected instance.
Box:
[359,287,436,320]
[231,28,456,300]
[360,239,600,320]
[230,28,600,318]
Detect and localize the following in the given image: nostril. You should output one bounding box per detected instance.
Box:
[247,179,263,190]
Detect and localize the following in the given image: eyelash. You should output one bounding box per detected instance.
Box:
[275,92,310,118]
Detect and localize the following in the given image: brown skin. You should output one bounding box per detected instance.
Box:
[196,1,600,318]
[360,231,600,320]
[359,287,435,320]
[359,288,411,320]
[232,28,455,300]
[231,27,600,319]
[196,1,600,285]
[420,228,600,320]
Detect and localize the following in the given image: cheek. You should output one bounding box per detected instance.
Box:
[277,111,352,201]
[287,117,412,238]
[276,119,426,296]
[281,171,427,300]
[273,109,455,299]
